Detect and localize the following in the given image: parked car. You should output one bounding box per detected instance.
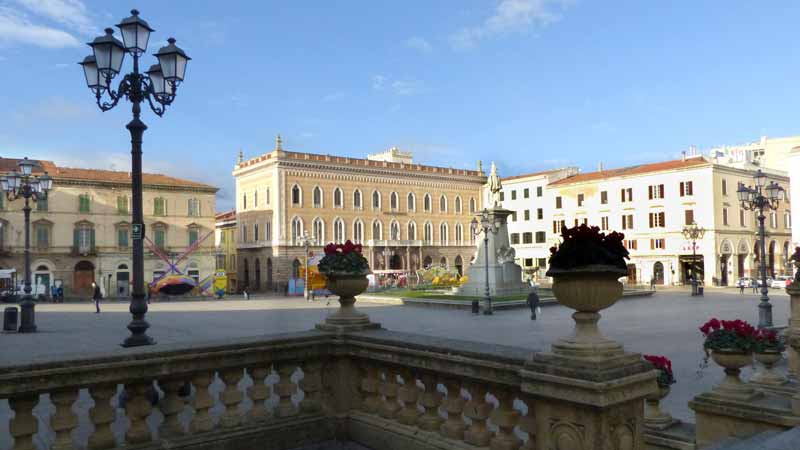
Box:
[735,278,753,288]
[770,276,793,289]
[755,278,774,287]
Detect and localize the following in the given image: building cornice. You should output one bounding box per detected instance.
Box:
[52,177,218,194]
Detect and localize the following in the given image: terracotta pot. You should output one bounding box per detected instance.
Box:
[709,350,756,399]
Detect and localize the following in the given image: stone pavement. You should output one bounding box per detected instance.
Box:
[0,289,792,424]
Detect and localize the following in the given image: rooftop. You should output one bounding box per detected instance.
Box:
[548,157,710,186]
[215,210,237,221]
[502,167,574,182]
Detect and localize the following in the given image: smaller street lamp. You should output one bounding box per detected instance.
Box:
[1,158,53,332]
[682,222,706,296]
[298,231,316,301]
[471,209,499,315]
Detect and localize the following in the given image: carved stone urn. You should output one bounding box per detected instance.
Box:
[548,265,627,360]
[751,350,786,385]
[316,272,380,332]
[709,350,757,399]
[644,385,675,429]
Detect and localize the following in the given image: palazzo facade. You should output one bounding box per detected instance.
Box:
[232,139,486,291]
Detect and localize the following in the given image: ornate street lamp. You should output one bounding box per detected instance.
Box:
[79,10,191,347]
[0,158,53,332]
[298,231,316,301]
[737,170,785,328]
[682,222,706,296]
[471,209,499,315]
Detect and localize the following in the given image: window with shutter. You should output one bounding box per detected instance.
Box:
[680,182,685,197]
[685,210,694,225]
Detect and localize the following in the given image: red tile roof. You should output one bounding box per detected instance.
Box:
[215,210,236,221]
[0,157,216,190]
[548,157,710,186]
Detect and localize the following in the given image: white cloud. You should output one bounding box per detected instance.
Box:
[451,0,568,49]
[391,79,426,96]
[13,0,94,34]
[405,36,432,53]
[0,6,81,48]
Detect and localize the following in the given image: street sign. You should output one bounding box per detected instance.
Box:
[132,223,144,240]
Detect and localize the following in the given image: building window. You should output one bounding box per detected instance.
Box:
[35,223,51,248]
[522,232,533,244]
[333,188,343,208]
[600,191,608,204]
[407,193,416,211]
[154,226,166,249]
[254,190,258,207]
[407,222,417,240]
[537,208,543,220]
[740,209,745,227]
[117,196,129,214]
[117,227,129,249]
[536,186,542,197]
[266,187,271,205]
[511,190,517,200]
[188,198,201,217]
[424,222,433,244]
[524,258,533,267]
[241,224,247,242]
[372,220,382,240]
[313,218,324,243]
[684,210,694,226]
[523,188,529,199]
[0,195,4,210]
[510,233,520,245]
[524,210,530,221]
[552,220,566,234]
[469,198,476,213]
[353,220,364,243]
[601,216,609,231]
[265,221,272,241]
[439,223,449,245]
[499,191,505,202]
[334,218,345,243]
[770,212,777,229]
[291,217,303,245]
[535,231,546,243]
[555,196,562,209]
[455,196,462,214]
[372,191,381,210]
[785,211,792,229]
[36,197,48,212]
[79,194,91,213]
[621,214,634,230]
[313,186,323,208]
[626,240,638,250]
[648,184,665,200]
[389,192,399,211]
[73,224,95,254]
[455,224,463,245]
[153,197,166,216]
[577,194,585,207]
[439,195,447,213]
[292,185,302,206]
[722,179,728,196]
[390,221,401,240]
[511,212,517,222]
[537,257,547,268]
[243,193,247,210]
[621,188,633,202]
[189,227,200,245]
[353,189,362,209]
[679,181,693,196]
[722,208,729,226]
[650,238,665,250]
[424,194,432,212]
[649,211,665,228]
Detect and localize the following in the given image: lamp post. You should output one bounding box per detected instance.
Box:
[0,158,53,332]
[737,170,785,329]
[682,222,706,296]
[79,10,191,347]
[298,231,315,301]
[471,209,498,315]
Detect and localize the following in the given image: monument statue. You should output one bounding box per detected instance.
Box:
[488,162,502,206]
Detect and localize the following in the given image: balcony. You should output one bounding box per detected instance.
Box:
[70,245,97,257]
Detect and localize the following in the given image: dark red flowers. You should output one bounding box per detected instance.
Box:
[699,317,758,353]
[643,354,675,387]
[546,223,629,274]
[323,240,363,256]
[318,240,369,276]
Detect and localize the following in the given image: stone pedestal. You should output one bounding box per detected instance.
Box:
[787,285,800,380]
[457,208,532,297]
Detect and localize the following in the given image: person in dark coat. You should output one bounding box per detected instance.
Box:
[526,291,540,320]
[92,281,102,313]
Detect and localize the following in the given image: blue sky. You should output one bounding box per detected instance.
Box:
[2,1,800,211]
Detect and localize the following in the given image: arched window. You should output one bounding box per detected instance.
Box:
[455,223,463,245]
[291,185,302,206]
[390,192,399,211]
[372,220,383,240]
[291,217,303,245]
[469,198,476,213]
[440,222,449,245]
[424,194,432,212]
[334,218,345,243]
[407,221,417,240]
[470,221,477,244]
[353,189,363,209]
[440,195,447,213]
[455,196,462,214]
[313,217,325,243]
[313,186,323,208]
[353,220,364,243]
[253,224,259,242]
[407,193,416,211]
[424,222,433,244]
[333,188,343,208]
[372,190,381,210]
[390,221,401,240]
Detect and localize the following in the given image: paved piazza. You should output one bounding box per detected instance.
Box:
[0,288,792,423]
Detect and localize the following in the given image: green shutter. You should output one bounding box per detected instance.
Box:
[73,229,79,249]
[90,228,95,250]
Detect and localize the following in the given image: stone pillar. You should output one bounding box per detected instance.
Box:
[787,284,800,379]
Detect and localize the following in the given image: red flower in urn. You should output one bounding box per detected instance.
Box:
[318,240,370,276]
[643,354,676,388]
[699,318,758,353]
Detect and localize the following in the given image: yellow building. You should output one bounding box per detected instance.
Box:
[215,210,238,293]
[0,157,218,297]
[232,137,486,290]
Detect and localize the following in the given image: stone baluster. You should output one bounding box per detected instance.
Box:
[418,373,444,432]
[396,368,421,426]
[490,389,522,450]
[248,366,272,421]
[50,389,79,450]
[464,383,492,447]
[360,363,381,414]
[159,379,187,436]
[275,363,298,417]
[88,385,116,450]
[9,394,39,450]
[518,398,536,450]
[124,381,154,444]
[190,371,216,433]
[300,361,323,413]
[379,367,401,419]
[440,379,466,440]
[220,368,245,428]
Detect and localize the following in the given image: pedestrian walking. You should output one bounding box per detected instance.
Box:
[91,281,102,313]
[739,282,745,294]
[526,291,540,320]
[751,278,758,294]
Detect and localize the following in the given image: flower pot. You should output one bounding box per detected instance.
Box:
[644,385,675,429]
[316,273,379,332]
[549,267,626,360]
[709,350,757,399]
[751,350,786,385]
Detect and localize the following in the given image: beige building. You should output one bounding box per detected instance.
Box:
[0,157,217,297]
[232,138,486,290]
[214,210,238,293]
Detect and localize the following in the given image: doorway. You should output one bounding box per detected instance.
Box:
[652,262,664,285]
[73,260,95,296]
[116,264,130,297]
[626,264,637,284]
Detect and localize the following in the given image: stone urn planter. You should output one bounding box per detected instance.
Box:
[644,385,675,429]
[549,265,627,360]
[751,350,786,385]
[316,272,380,332]
[709,350,757,400]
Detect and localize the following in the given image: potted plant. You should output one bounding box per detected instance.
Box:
[316,240,378,331]
[752,328,787,385]
[642,354,676,428]
[545,224,629,359]
[699,318,758,398]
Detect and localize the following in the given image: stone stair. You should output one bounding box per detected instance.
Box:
[704,428,800,450]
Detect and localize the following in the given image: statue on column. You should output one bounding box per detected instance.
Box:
[488,162,502,207]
